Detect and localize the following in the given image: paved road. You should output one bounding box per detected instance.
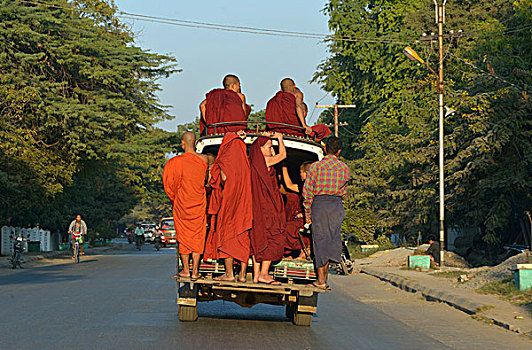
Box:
[0,247,529,349]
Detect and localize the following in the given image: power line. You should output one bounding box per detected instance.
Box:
[419,22,532,42]
[16,0,411,44]
[449,53,531,93]
[309,91,331,123]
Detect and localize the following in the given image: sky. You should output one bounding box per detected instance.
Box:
[113,0,335,131]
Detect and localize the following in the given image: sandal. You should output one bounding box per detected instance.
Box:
[308,281,330,290]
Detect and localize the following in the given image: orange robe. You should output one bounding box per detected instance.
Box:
[163,152,208,254]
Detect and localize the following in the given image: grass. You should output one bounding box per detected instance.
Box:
[400,266,440,271]
[430,270,470,278]
[476,277,532,307]
[347,245,380,260]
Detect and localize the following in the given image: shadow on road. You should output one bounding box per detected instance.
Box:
[78,259,98,264]
[196,301,291,323]
[0,261,86,285]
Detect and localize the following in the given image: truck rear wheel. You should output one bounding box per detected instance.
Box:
[178,305,198,322]
[293,311,313,326]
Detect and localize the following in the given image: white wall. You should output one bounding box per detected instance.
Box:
[1,226,51,255]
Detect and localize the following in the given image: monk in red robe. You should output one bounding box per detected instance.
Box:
[204,131,253,282]
[249,133,287,285]
[282,162,313,260]
[199,74,251,135]
[163,132,210,280]
[265,78,331,140]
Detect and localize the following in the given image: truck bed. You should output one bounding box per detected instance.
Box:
[179,258,317,282]
[172,274,325,294]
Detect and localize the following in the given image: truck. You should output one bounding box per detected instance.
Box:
[140,223,157,242]
[174,124,327,326]
[159,217,176,246]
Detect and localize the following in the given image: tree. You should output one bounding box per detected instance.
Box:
[0,0,178,233]
[315,0,531,256]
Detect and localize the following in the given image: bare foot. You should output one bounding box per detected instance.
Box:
[214,274,235,281]
[258,277,281,285]
[237,274,247,283]
[178,270,190,278]
[191,273,203,280]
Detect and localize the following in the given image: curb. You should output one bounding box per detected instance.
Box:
[360,267,527,334]
[1,250,71,267]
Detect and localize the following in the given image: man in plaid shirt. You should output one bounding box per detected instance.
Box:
[303,136,350,289]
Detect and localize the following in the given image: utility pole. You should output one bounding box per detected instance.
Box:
[315,104,356,137]
[435,0,446,266]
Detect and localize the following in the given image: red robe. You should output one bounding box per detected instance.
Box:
[202,89,251,135]
[249,136,286,262]
[265,91,331,140]
[284,192,310,251]
[204,132,252,263]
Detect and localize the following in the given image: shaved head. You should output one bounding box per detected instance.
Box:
[223,74,240,89]
[280,78,295,92]
[181,131,196,148]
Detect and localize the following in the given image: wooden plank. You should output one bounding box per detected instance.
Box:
[172,275,325,293]
[212,286,290,295]
[177,298,197,306]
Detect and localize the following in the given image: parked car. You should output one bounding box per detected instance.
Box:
[159,218,176,246]
[141,223,157,242]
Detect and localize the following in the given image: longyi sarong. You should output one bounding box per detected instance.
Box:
[310,195,345,268]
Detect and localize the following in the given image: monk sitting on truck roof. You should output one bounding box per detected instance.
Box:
[199,74,251,135]
[265,78,330,141]
[249,133,287,285]
[163,132,210,280]
[204,131,253,282]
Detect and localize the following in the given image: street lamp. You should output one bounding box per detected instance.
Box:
[404,43,446,266]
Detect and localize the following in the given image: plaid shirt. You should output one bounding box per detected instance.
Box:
[302,155,350,221]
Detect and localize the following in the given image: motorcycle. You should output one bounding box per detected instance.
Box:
[335,240,354,275]
[8,233,30,269]
[135,235,143,250]
[127,232,133,244]
[154,234,162,251]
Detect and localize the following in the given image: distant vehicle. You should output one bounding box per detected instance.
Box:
[159,218,176,246]
[141,223,157,242]
[8,233,30,269]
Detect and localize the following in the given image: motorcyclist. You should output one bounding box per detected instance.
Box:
[134,224,144,249]
[153,226,162,250]
[68,214,87,259]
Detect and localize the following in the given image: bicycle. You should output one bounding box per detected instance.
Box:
[72,234,82,264]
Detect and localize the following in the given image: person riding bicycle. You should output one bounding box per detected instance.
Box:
[134,224,145,248]
[68,214,87,259]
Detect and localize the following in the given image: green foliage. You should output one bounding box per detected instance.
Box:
[341,207,376,243]
[316,0,532,249]
[247,108,266,131]
[0,0,179,235]
[477,277,532,306]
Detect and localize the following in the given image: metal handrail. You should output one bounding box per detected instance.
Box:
[204,120,307,136]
